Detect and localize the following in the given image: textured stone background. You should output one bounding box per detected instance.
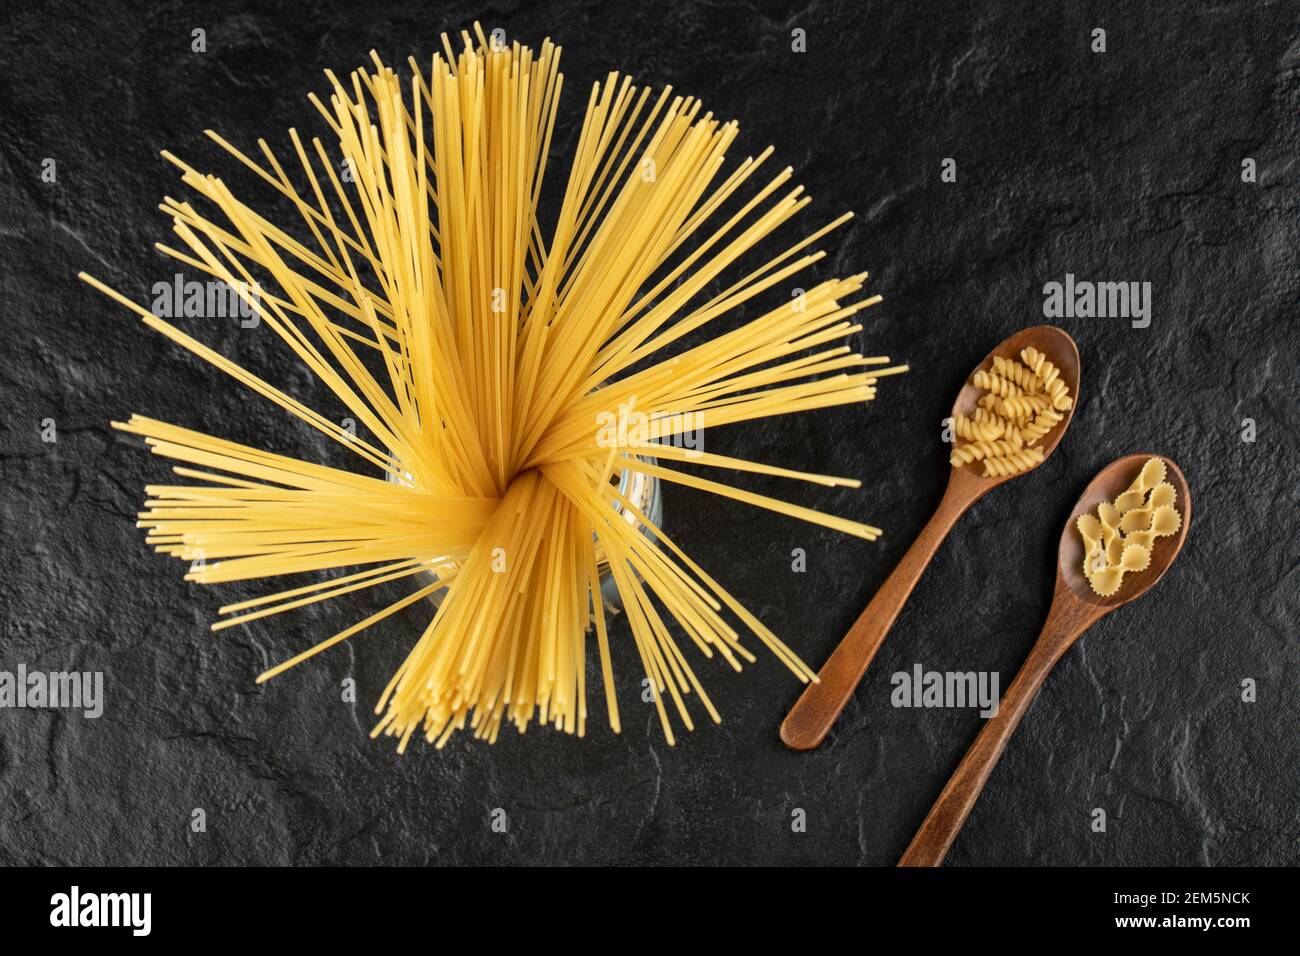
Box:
[1,0,1296,866]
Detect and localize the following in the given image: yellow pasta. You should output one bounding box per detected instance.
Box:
[1088,569,1125,596]
[953,412,1001,442]
[990,356,1041,393]
[79,26,908,749]
[1021,406,1064,444]
[974,407,1023,446]
[985,413,1026,447]
[1119,543,1151,572]
[950,438,1019,466]
[1019,346,1059,385]
[996,393,1049,421]
[1149,505,1182,536]
[1020,347,1074,411]
[981,446,1044,476]
[949,342,1073,478]
[1077,458,1178,597]
[1127,458,1167,494]
[971,369,1023,398]
[1112,489,1147,513]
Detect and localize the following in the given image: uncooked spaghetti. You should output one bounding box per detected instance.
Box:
[80,25,905,749]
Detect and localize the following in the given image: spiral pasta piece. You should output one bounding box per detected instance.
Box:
[981,446,1044,476]
[990,356,1041,393]
[1021,406,1064,445]
[997,393,1049,422]
[950,439,1019,466]
[975,407,1023,447]
[1045,378,1073,411]
[971,369,1023,398]
[1019,346,1060,387]
[952,413,1001,442]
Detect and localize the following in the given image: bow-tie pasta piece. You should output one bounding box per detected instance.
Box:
[1119,507,1153,534]
[1150,505,1181,537]
[1077,513,1102,549]
[1105,533,1125,567]
[1077,513,1104,576]
[1123,529,1155,551]
[1119,543,1151,572]
[1148,482,1176,510]
[1113,489,1147,513]
[1087,565,1125,596]
[1127,458,1167,495]
[1098,501,1122,537]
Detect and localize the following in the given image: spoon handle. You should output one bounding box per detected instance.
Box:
[780,485,975,751]
[897,584,1101,866]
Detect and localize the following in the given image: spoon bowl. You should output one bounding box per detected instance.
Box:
[1058,453,1191,607]
[947,324,1080,492]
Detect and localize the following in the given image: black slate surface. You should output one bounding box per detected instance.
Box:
[1,0,1296,866]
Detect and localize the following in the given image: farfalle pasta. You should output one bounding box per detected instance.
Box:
[1076,458,1181,596]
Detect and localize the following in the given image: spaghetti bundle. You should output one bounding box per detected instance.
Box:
[81,25,905,749]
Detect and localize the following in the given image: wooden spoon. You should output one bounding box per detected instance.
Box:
[898,453,1191,866]
[780,325,1080,751]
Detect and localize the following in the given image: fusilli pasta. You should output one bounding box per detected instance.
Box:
[948,341,1074,478]
[971,369,1023,398]
[990,356,1041,393]
[952,413,1001,442]
[950,438,1019,466]
[982,446,1044,476]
